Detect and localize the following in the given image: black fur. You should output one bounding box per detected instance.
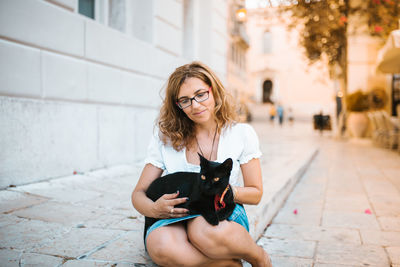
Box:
[144,153,235,239]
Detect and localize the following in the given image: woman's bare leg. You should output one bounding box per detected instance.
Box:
[187,217,272,267]
[146,222,242,267]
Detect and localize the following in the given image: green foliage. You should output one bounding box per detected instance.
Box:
[346,90,370,112]
[280,0,400,80]
[280,0,350,77]
[363,0,400,40]
[369,87,388,109]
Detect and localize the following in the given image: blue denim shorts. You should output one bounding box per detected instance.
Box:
[145,204,249,246]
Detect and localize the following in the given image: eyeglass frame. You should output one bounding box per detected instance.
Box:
[176,87,211,109]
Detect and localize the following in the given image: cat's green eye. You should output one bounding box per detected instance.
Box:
[213,177,220,182]
[201,175,206,180]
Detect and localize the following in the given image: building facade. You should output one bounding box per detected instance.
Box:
[246,7,336,122]
[226,0,251,122]
[0,0,230,188]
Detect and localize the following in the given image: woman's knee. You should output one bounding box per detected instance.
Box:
[146,226,189,266]
[147,225,206,267]
[188,219,232,258]
[147,233,176,266]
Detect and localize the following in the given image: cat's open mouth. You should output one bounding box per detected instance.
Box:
[214,185,230,211]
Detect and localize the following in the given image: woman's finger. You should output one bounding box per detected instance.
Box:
[170,197,188,206]
[162,191,180,200]
[170,207,189,214]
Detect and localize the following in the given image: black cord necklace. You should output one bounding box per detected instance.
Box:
[196,126,218,161]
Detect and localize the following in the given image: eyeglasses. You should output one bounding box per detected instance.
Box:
[176,87,211,109]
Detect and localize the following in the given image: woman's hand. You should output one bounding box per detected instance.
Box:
[152,191,189,218]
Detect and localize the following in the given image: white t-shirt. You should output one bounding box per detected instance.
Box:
[144,123,262,186]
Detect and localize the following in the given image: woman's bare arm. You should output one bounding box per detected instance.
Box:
[131,163,189,218]
[234,158,263,205]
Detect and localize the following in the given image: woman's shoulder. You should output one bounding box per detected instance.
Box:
[225,122,255,135]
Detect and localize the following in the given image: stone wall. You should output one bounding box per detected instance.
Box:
[0,0,228,188]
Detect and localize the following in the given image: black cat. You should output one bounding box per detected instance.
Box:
[144,153,235,238]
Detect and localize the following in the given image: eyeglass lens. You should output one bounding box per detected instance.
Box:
[178,91,209,109]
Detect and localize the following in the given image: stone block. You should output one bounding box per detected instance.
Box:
[322,211,380,230]
[211,54,228,80]
[269,255,313,267]
[11,201,104,226]
[377,216,400,231]
[85,20,128,70]
[0,0,84,56]
[212,31,228,56]
[85,19,158,77]
[272,203,323,226]
[370,196,400,217]
[212,12,228,37]
[154,0,183,28]
[212,0,227,18]
[81,209,142,231]
[42,51,87,101]
[32,228,125,258]
[80,190,133,212]
[286,183,326,205]
[0,40,41,97]
[122,39,154,75]
[88,231,154,265]
[257,237,316,259]
[154,18,182,56]
[324,195,371,213]
[62,260,114,266]
[20,252,64,266]
[0,97,99,187]
[315,242,389,266]
[87,63,124,104]
[121,73,163,108]
[97,106,136,166]
[0,190,48,213]
[387,247,400,265]
[0,249,21,267]
[314,264,359,267]
[149,48,186,79]
[0,213,25,228]
[363,179,400,198]
[14,180,101,204]
[265,224,361,244]
[360,230,400,246]
[0,219,69,250]
[134,108,159,163]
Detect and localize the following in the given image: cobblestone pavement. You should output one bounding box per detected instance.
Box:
[258,135,400,267]
[1,112,399,266]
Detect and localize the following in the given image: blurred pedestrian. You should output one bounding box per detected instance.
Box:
[287,107,294,126]
[277,103,284,126]
[269,104,276,124]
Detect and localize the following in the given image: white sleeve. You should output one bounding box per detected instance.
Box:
[144,130,166,170]
[238,124,262,165]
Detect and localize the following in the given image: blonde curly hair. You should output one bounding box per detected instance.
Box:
[158,61,238,151]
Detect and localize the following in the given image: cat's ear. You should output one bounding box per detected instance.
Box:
[220,158,233,172]
[198,153,208,167]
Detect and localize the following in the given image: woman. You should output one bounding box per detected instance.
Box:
[131,62,272,267]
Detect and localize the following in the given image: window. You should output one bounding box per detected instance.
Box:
[78,0,95,19]
[263,31,272,54]
[78,0,127,34]
[108,0,126,32]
